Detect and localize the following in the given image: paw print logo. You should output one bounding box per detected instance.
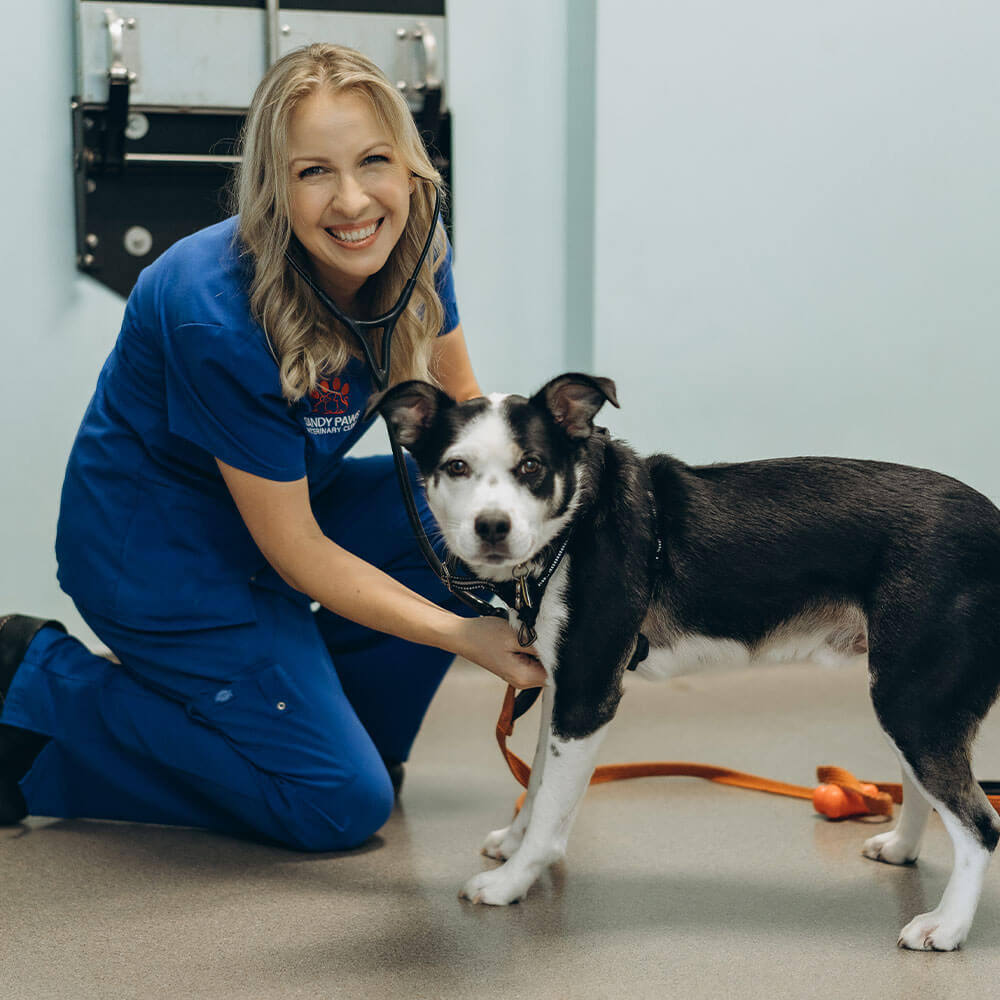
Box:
[310,376,351,415]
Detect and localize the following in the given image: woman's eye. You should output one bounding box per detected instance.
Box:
[362,154,389,166]
[445,459,469,477]
[518,458,541,477]
[297,165,324,179]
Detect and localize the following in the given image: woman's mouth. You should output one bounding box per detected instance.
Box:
[325,218,384,250]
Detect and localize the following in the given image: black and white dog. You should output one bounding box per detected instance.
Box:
[369,373,1000,951]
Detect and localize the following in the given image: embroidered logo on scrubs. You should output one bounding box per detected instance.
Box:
[311,376,350,415]
[304,376,361,435]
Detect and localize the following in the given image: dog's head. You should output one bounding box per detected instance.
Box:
[365,373,619,579]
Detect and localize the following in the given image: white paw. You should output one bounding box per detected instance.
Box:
[458,865,536,906]
[862,830,919,865]
[897,910,969,951]
[481,824,524,861]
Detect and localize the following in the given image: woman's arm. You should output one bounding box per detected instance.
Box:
[432,324,482,401]
[217,459,544,688]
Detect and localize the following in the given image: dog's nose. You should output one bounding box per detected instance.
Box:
[475,511,511,544]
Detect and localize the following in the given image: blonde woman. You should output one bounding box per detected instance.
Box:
[0,45,544,848]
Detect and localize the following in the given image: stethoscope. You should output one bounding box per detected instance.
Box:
[282,186,504,620]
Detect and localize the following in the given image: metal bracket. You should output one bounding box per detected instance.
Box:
[106,8,134,86]
[102,8,137,173]
[395,23,445,110]
[395,22,445,156]
[412,22,441,99]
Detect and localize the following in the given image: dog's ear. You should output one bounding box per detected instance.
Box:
[532,373,620,440]
[364,380,453,447]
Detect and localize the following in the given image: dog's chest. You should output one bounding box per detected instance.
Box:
[509,558,570,672]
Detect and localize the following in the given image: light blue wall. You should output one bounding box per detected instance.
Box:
[447,0,568,391]
[0,4,126,640]
[593,1,1000,503]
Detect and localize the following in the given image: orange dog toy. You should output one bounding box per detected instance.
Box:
[813,781,883,818]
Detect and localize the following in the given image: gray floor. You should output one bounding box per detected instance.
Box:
[3,657,1000,999]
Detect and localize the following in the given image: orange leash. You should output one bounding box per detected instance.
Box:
[496,686,1000,820]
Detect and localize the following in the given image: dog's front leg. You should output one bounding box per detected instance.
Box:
[460,714,609,905]
[481,682,555,860]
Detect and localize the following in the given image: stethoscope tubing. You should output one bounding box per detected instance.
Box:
[283,186,504,619]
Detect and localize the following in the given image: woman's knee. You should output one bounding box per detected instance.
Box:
[272,765,395,852]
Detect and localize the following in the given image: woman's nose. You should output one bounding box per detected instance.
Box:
[331,174,370,217]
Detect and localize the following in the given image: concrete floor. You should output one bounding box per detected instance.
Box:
[3,657,1000,999]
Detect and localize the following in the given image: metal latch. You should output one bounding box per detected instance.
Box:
[395,25,443,106]
[103,8,137,173]
[394,23,444,149]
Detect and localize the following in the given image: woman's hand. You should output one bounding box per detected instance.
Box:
[452,616,547,689]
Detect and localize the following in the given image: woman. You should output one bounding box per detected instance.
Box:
[0,44,544,850]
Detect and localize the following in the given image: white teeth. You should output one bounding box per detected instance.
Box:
[329,221,378,242]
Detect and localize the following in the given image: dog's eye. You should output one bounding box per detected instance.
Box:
[517,458,542,477]
[444,459,469,477]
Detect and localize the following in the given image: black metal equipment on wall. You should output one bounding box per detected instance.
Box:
[73,1,452,298]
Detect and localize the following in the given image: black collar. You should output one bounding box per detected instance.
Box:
[445,530,573,647]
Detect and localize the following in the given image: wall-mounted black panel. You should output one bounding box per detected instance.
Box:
[74,105,242,298]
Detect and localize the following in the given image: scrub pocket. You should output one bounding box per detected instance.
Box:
[186,662,303,728]
[183,659,359,787]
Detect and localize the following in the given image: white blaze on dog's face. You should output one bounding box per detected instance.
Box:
[427,394,572,576]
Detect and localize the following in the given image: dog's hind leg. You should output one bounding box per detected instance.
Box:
[862,749,932,865]
[481,682,554,861]
[869,653,1000,948]
[889,747,997,951]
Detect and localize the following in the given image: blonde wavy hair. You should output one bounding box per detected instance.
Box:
[233,43,448,402]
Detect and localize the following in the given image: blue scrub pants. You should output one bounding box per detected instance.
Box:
[1,456,471,851]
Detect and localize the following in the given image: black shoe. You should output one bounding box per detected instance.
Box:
[0,615,66,825]
[0,615,67,699]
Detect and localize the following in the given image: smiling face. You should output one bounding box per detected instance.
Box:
[287,87,416,309]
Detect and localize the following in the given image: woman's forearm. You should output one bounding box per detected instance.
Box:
[214,458,476,660]
[277,529,467,655]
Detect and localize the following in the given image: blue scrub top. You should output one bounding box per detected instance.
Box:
[56,217,460,632]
